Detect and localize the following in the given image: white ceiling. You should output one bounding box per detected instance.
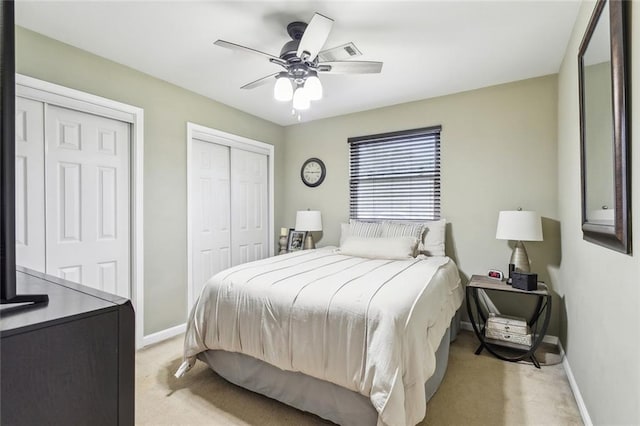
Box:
[16,1,581,126]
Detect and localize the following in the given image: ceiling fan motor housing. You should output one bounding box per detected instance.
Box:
[286,21,307,40]
[281,21,309,61]
[280,40,300,61]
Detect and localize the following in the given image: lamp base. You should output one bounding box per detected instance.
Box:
[278,235,288,255]
[510,241,530,273]
[304,234,316,250]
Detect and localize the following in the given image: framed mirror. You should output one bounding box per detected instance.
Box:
[578,0,631,254]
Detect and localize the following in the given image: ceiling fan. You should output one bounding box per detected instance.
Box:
[214,12,383,113]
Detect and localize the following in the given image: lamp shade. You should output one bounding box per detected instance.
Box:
[295,210,322,232]
[274,74,293,101]
[305,74,323,101]
[495,210,543,241]
[292,86,310,110]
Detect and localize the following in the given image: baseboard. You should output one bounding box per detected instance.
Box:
[140,323,186,348]
[558,341,593,426]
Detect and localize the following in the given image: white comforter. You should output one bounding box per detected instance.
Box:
[178,248,463,426]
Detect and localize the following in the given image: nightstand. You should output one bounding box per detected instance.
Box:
[466,274,552,368]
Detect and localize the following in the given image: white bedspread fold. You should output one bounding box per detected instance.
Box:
[178,248,463,426]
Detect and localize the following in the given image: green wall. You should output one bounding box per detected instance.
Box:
[556,1,640,423]
[15,26,286,336]
[283,75,561,336]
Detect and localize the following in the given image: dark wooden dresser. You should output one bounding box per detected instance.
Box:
[0,267,134,425]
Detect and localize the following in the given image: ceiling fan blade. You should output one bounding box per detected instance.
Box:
[240,73,279,90]
[296,13,334,60]
[318,61,383,74]
[214,40,284,64]
[318,42,362,62]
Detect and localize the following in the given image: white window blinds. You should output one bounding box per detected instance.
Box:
[349,126,441,221]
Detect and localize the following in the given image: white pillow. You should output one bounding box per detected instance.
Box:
[381,222,424,240]
[380,219,446,256]
[381,222,424,257]
[338,236,418,260]
[421,219,446,256]
[340,220,383,245]
[348,219,383,238]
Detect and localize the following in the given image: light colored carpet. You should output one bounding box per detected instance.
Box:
[135,331,582,425]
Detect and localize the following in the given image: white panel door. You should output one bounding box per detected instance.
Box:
[45,104,130,297]
[14,97,46,271]
[191,139,231,303]
[230,148,268,266]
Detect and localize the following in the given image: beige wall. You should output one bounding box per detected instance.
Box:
[283,75,561,335]
[15,27,286,335]
[556,1,640,424]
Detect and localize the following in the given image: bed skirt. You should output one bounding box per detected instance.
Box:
[198,310,460,426]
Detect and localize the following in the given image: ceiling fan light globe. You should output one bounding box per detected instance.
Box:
[305,75,323,101]
[274,77,293,101]
[293,87,310,110]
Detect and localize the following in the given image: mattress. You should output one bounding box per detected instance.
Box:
[178,248,463,426]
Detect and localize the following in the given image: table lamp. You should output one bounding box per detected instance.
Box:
[295,210,322,249]
[495,210,543,273]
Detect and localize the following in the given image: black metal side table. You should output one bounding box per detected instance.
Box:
[466,274,552,368]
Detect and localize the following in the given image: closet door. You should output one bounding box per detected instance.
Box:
[15,97,46,271]
[230,148,268,265]
[191,139,231,302]
[45,104,130,297]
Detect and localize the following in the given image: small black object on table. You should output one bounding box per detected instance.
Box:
[466,274,552,369]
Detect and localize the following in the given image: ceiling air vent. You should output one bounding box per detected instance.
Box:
[317,42,362,62]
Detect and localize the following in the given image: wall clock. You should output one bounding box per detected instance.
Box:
[300,158,326,187]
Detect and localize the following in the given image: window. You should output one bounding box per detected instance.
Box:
[349,126,441,221]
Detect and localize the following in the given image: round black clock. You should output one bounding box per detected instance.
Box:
[300,158,326,187]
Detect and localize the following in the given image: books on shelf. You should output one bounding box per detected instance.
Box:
[485,313,532,348]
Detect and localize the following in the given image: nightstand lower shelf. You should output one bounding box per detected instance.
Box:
[483,336,533,352]
[466,275,552,369]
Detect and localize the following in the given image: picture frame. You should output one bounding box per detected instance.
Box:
[286,229,307,252]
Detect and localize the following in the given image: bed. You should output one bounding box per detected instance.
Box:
[177,236,463,426]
